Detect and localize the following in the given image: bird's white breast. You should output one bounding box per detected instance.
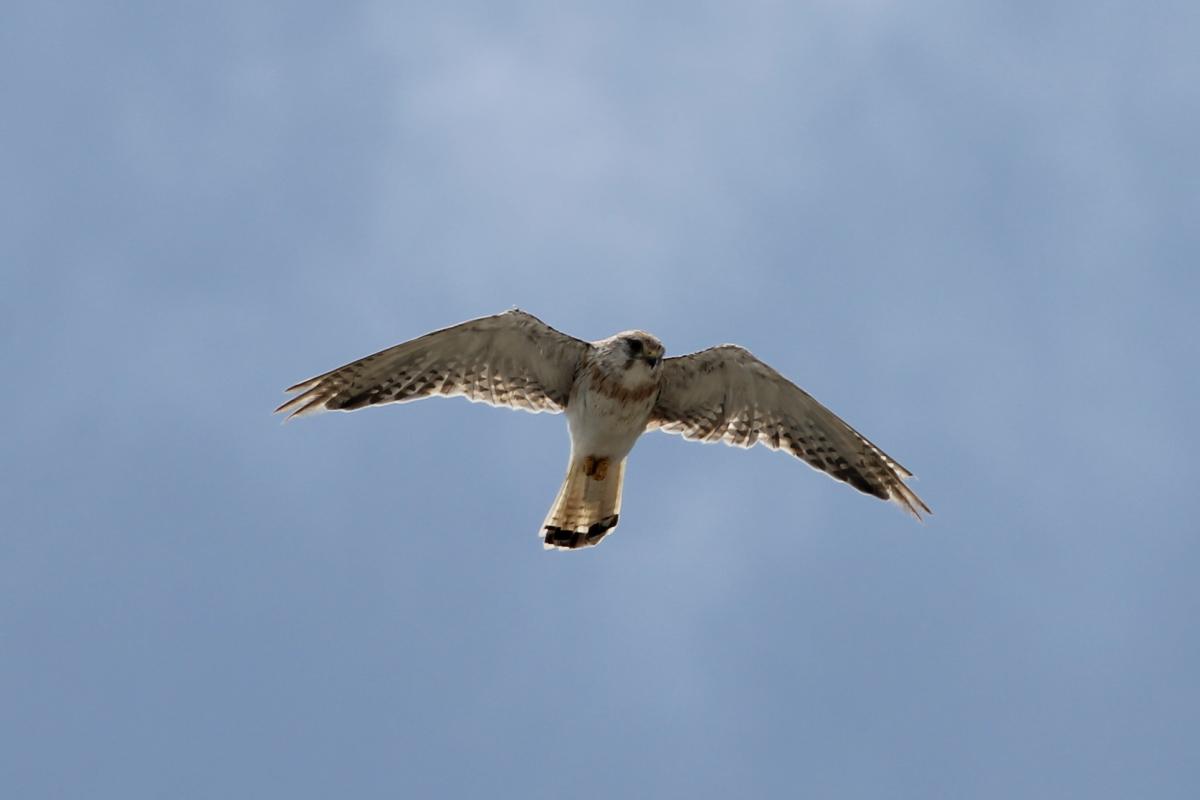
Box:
[565,364,658,460]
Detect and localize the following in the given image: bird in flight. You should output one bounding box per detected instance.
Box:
[276,309,929,550]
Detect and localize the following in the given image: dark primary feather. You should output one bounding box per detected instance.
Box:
[649,345,930,518]
[275,309,591,420]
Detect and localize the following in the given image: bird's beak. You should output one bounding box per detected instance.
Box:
[645,355,660,369]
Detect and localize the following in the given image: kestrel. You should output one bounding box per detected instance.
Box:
[276,309,930,549]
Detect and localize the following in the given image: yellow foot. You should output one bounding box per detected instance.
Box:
[581,456,610,481]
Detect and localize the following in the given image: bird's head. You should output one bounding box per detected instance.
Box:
[597,330,665,374]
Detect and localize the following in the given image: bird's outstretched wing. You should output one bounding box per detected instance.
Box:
[649,345,930,518]
[276,309,591,420]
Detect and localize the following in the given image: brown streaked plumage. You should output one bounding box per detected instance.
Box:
[586,363,661,404]
[276,309,930,550]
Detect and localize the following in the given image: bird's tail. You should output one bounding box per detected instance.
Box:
[541,455,626,550]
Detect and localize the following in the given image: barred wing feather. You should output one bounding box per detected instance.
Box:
[276,309,590,420]
[650,345,930,518]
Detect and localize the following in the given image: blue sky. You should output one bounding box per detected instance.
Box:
[3,2,1198,797]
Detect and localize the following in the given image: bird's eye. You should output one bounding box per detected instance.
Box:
[626,339,644,356]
